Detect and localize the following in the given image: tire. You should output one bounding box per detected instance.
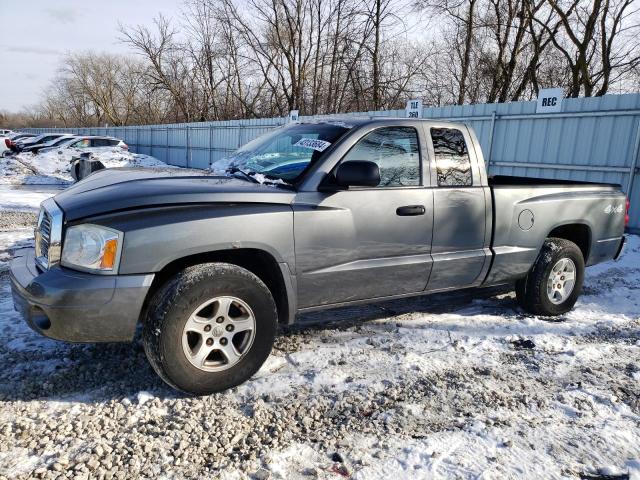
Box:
[142,263,278,395]
[515,237,585,317]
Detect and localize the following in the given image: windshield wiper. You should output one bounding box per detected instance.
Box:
[226,166,260,184]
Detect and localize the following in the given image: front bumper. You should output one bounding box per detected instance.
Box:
[10,248,154,342]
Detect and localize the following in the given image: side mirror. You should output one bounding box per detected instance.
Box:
[335,161,380,188]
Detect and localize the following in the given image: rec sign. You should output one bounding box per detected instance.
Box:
[536,88,563,113]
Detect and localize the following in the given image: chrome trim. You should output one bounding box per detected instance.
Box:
[35,198,63,270]
[596,236,623,243]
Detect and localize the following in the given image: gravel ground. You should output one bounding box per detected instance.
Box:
[0,187,638,479]
[0,210,36,274]
[0,211,37,230]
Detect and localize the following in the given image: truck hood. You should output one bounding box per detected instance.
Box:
[54,168,296,221]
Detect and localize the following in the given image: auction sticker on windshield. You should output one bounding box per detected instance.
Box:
[294,138,332,152]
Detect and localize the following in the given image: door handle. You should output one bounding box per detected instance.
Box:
[396,205,426,216]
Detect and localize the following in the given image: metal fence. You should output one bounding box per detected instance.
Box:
[26,93,640,231]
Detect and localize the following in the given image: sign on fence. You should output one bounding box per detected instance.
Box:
[289,110,299,123]
[406,99,422,118]
[536,88,563,113]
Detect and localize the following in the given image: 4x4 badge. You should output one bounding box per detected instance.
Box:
[604,204,624,214]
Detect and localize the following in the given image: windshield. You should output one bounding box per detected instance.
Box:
[217,122,352,182]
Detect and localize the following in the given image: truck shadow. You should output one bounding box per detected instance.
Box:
[2,273,634,404]
[0,280,519,403]
[290,285,517,333]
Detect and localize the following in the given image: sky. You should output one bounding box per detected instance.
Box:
[0,0,180,112]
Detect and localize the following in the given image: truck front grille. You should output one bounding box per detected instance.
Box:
[35,200,63,270]
[38,211,52,260]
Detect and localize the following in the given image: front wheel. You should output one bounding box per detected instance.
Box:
[142,263,278,395]
[516,237,585,316]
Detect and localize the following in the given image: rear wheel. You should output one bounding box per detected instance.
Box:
[516,237,585,316]
[142,263,278,395]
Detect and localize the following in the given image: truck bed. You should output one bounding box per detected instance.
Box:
[484,176,626,286]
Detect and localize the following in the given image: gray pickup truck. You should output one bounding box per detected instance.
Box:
[11,118,628,394]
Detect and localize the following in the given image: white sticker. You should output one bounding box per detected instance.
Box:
[294,138,332,152]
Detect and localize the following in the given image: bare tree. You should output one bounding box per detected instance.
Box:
[536,0,640,97]
[11,0,640,128]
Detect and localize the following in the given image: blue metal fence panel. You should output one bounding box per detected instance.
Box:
[24,93,640,230]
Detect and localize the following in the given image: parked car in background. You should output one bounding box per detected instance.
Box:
[0,129,14,136]
[2,133,37,155]
[0,130,14,155]
[39,136,128,155]
[20,134,77,154]
[14,133,69,152]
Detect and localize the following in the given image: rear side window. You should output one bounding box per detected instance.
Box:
[431,128,472,187]
[92,138,111,147]
[342,127,420,187]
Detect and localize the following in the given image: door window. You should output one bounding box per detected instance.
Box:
[341,127,420,187]
[71,139,90,149]
[431,128,473,187]
[91,138,111,147]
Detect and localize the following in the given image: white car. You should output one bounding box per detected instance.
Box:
[15,133,71,152]
[20,134,78,154]
[39,136,128,155]
[0,130,17,155]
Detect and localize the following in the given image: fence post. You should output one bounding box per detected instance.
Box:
[236,124,242,148]
[166,127,169,163]
[209,125,213,168]
[136,127,139,154]
[626,118,640,199]
[186,126,190,168]
[486,111,497,171]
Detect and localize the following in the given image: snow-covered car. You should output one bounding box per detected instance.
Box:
[15,133,70,152]
[39,135,128,155]
[2,133,37,156]
[0,132,10,156]
[20,134,78,154]
[0,128,14,136]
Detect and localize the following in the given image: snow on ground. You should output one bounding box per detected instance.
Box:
[0,149,173,185]
[0,186,61,212]
[0,185,638,479]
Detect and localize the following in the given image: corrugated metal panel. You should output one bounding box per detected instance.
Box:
[23,93,640,230]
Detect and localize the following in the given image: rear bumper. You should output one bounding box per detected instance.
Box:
[10,248,154,342]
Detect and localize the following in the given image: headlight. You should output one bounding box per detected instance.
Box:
[61,224,122,273]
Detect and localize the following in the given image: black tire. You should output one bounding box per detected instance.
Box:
[142,263,278,395]
[515,237,585,317]
[71,161,80,182]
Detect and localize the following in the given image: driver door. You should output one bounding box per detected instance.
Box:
[293,126,434,308]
